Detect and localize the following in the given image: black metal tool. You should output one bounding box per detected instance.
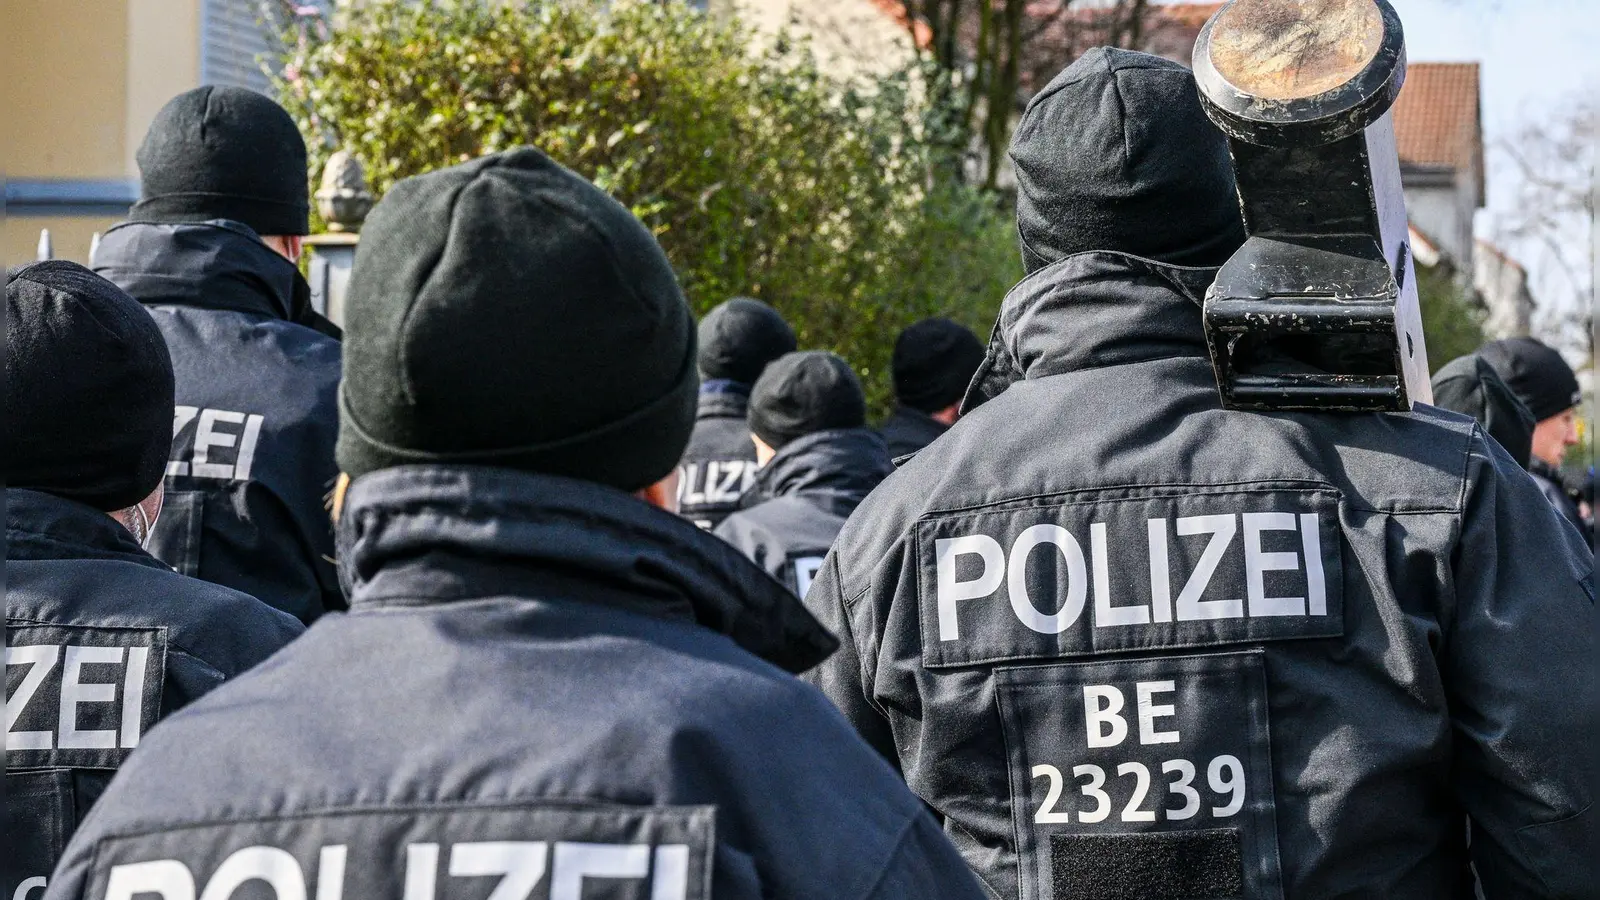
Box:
[1193,0,1432,411]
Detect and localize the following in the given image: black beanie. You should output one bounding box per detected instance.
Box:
[893,318,986,413]
[697,297,797,384]
[5,261,175,511]
[1477,337,1581,423]
[337,148,697,492]
[132,86,310,236]
[1010,48,1246,274]
[748,351,867,450]
[1430,354,1536,469]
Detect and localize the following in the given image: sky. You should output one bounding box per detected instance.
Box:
[1158,0,1598,354]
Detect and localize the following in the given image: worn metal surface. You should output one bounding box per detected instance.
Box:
[1210,0,1384,102]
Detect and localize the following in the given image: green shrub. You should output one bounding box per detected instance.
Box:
[1415,262,1488,373]
[280,0,1019,414]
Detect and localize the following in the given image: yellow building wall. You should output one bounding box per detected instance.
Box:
[3,217,123,267]
[1,0,202,264]
[1,0,132,178]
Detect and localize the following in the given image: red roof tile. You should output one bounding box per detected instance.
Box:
[1390,61,1481,173]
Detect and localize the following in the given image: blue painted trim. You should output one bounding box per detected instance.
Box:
[4,179,138,217]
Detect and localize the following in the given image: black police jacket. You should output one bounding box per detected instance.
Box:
[41,466,987,900]
[1529,458,1592,546]
[677,384,762,529]
[5,489,303,895]
[94,220,344,623]
[714,427,894,599]
[879,406,950,460]
[802,252,1597,900]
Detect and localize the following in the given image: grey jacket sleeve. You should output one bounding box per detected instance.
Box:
[863,811,995,900]
[801,552,903,769]
[1446,429,1596,897]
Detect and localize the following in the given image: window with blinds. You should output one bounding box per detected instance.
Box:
[200,0,287,93]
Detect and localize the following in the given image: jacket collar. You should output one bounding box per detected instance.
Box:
[696,381,750,420]
[93,220,306,323]
[7,489,165,568]
[745,427,894,507]
[336,465,837,673]
[964,251,1219,412]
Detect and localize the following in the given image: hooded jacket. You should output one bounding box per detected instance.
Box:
[801,250,1595,899]
[879,406,951,460]
[41,466,986,900]
[1429,354,1535,469]
[714,427,895,598]
[93,220,343,623]
[5,489,303,892]
[677,383,762,529]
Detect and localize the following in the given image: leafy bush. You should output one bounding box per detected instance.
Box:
[280,0,1018,413]
[1415,262,1488,373]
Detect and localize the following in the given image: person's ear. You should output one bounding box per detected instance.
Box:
[263,234,304,263]
[636,469,681,514]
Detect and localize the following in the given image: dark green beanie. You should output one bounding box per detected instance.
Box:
[336,148,697,491]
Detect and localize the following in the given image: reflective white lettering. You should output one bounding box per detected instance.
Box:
[120,645,150,749]
[314,847,347,900]
[403,843,440,900]
[1135,680,1180,745]
[58,645,122,750]
[233,414,266,481]
[449,842,548,900]
[1174,515,1241,620]
[12,877,47,900]
[1243,512,1304,616]
[650,845,690,900]
[550,843,650,900]
[192,409,246,479]
[1092,522,1149,627]
[167,407,201,476]
[5,645,59,750]
[1301,513,1328,615]
[793,556,825,599]
[1146,518,1174,623]
[1007,524,1087,634]
[935,534,1005,641]
[106,860,196,900]
[1083,685,1127,748]
[198,847,306,900]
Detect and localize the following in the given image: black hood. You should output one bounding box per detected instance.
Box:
[745,426,894,508]
[93,220,340,339]
[336,465,836,673]
[1430,354,1535,469]
[964,251,1217,412]
[7,488,166,569]
[1010,48,1245,274]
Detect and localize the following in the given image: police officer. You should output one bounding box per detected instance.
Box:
[1478,336,1590,542]
[1429,353,1535,468]
[677,297,797,528]
[879,318,986,459]
[714,351,894,598]
[92,86,342,623]
[42,149,985,900]
[802,48,1595,898]
[5,262,303,894]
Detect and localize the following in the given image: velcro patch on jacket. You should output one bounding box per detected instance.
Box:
[5,624,167,770]
[997,651,1282,900]
[914,485,1343,668]
[87,802,716,900]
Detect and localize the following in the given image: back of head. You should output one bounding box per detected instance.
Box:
[133,86,310,236]
[1477,337,1581,422]
[1430,354,1535,469]
[5,261,175,510]
[337,148,697,492]
[1010,47,1246,274]
[748,351,867,451]
[697,297,797,385]
[892,318,986,413]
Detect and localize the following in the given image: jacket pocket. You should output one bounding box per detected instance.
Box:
[148,490,206,577]
[4,767,77,895]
